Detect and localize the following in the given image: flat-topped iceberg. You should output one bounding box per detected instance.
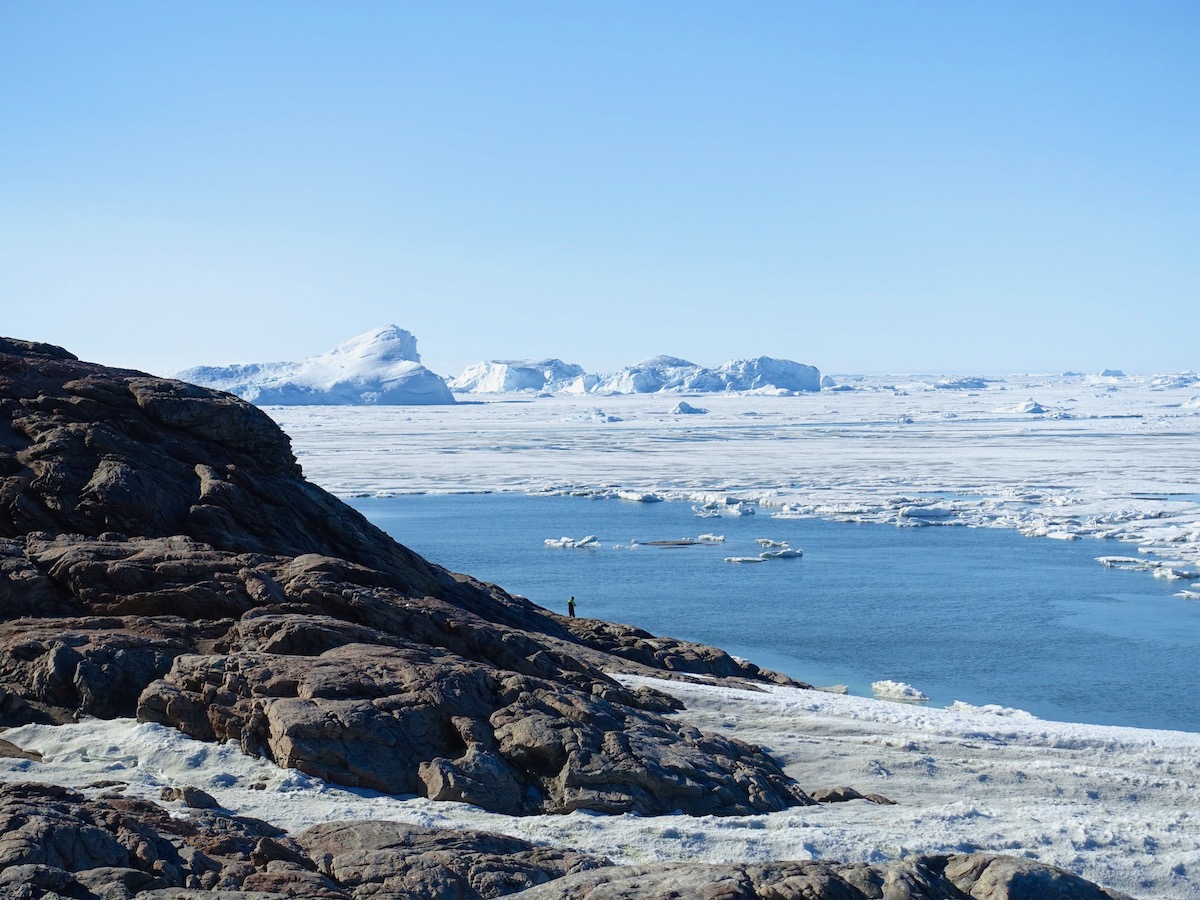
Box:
[178,326,456,406]
[449,359,585,393]
[451,354,820,395]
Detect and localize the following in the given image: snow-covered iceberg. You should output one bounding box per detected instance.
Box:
[451,354,820,395]
[591,355,820,394]
[178,326,456,406]
[449,359,585,393]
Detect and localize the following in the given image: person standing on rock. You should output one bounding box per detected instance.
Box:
[568,596,576,617]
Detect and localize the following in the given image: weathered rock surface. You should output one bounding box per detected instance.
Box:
[295,820,605,898]
[507,857,1134,899]
[0,781,347,897]
[0,783,1131,900]
[0,336,808,816]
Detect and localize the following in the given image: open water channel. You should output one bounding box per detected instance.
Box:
[349,493,1200,732]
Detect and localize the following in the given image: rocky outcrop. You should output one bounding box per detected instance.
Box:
[0,783,1131,900]
[0,781,347,897]
[296,821,606,898]
[0,335,808,816]
[508,857,1133,899]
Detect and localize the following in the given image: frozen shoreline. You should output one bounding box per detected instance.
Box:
[3,675,1197,899]
[268,374,1200,590]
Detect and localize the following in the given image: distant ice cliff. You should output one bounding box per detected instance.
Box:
[452,354,821,395]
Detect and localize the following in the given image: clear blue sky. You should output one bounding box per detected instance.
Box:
[2,1,1196,377]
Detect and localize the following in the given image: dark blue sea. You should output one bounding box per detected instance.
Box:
[349,494,1200,733]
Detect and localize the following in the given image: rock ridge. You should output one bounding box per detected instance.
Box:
[0,335,808,817]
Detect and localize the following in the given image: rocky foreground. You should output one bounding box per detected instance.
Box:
[0,337,1131,899]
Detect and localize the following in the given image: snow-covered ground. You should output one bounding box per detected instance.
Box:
[3,676,1197,899]
[270,372,1200,583]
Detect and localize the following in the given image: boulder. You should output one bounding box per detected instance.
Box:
[297,820,605,898]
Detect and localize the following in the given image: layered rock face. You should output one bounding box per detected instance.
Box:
[0,335,807,817]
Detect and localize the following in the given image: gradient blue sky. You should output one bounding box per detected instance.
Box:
[2,1,1196,378]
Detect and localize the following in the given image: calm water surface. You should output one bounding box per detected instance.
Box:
[349,494,1199,732]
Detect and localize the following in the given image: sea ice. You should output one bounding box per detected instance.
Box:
[267,372,1200,588]
[997,399,1048,414]
[871,680,930,702]
[617,490,662,502]
[544,535,600,549]
[759,547,802,559]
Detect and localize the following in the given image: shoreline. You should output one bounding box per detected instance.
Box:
[268,381,1200,594]
[3,674,1196,899]
[346,489,1199,734]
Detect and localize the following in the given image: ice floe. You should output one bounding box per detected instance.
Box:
[759,547,802,559]
[544,535,600,549]
[268,372,1200,588]
[871,680,930,702]
[617,490,662,502]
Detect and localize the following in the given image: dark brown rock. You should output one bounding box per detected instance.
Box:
[507,856,1135,900]
[297,820,606,899]
[809,786,895,805]
[941,853,1133,899]
[0,781,343,897]
[161,786,221,810]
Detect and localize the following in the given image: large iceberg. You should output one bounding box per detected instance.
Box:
[452,354,821,395]
[178,325,456,406]
[591,355,820,394]
[449,359,585,393]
